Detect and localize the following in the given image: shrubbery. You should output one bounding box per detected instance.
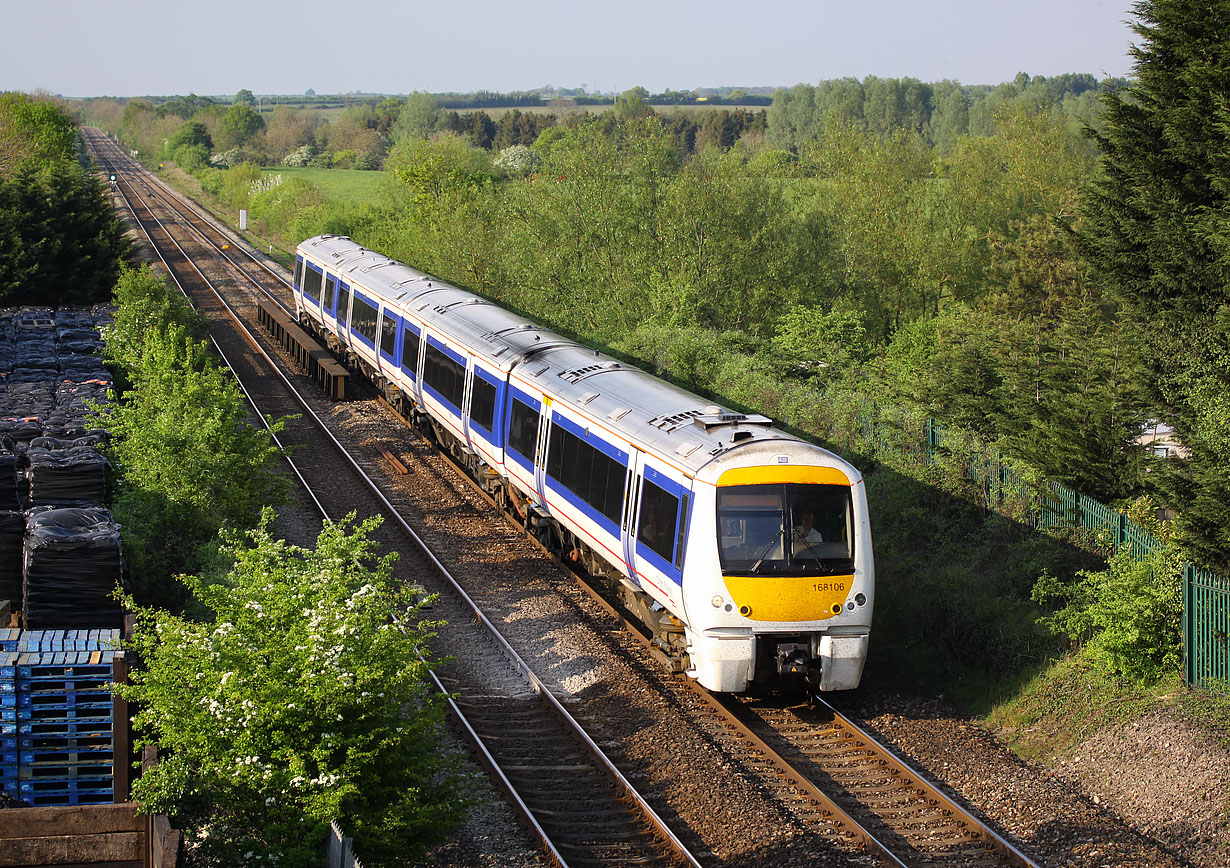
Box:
[115,513,464,866]
[1032,500,1184,681]
[97,265,290,609]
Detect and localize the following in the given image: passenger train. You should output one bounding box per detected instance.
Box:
[293,235,874,692]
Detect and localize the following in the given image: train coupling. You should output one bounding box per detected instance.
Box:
[775,643,819,684]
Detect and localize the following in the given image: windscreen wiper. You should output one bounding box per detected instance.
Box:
[748,526,784,574]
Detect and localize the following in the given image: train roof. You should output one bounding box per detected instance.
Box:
[297,235,860,482]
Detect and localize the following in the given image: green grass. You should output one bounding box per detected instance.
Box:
[982,649,1230,762]
[260,166,385,202]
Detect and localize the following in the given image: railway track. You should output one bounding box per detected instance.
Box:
[84,129,1047,868]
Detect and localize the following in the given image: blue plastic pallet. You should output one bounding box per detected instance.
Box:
[19,788,114,806]
[19,761,112,781]
[15,652,116,671]
[20,773,113,791]
[14,693,111,711]
[21,718,112,739]
[21,748,114,766]
[16,630,119,653]
[20,732,112,751]
[4,706,113,723]
[16,679,112,696]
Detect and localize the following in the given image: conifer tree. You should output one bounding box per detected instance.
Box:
[1082,0,1230,567]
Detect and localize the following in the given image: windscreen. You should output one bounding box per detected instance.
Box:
[717,483,853,575]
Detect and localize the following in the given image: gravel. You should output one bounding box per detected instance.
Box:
[845,686,1230,868]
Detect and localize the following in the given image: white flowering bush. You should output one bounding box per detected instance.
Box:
[208,149,244,170]
[282,145,314,167]
[493,144,540,177]
[113,511,466,866]
[249,173,284,198]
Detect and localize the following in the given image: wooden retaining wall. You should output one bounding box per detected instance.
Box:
[0,802,178,868]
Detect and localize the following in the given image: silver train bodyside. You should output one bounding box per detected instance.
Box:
[293,235,874,692]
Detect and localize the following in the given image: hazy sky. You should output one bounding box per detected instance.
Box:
[6,0,1138,98]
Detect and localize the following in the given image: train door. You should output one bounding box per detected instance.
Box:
[460,364,474,447]
[620,452,644,580]
[630,458,693,610]
[325,274,338,321]
[532,397,552,503]
[335,281,351,347]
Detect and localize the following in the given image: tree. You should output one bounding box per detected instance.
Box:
[386,134,494,211]
[0,160,131,304]
[216,103,265,150]
[158,93,216,120]
[615,86,654,121]
[1081,0,1230,567]
[0,92,78,177]
[164,120,213,157]
[113,513,465,866]
[98,323,290,607]
[264,105,320,162]
[234,88,255,107]
[464,111,496,149]
[389,91,441,143]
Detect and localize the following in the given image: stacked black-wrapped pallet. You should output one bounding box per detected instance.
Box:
[0,305,122,625]
[0,306,113,445]
[23,507,125,630]
[0,628,118,806]
[0,511,23,607]
[26,440,109,506]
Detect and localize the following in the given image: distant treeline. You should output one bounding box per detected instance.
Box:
[769,72,1125,152]
[433,106,767,153]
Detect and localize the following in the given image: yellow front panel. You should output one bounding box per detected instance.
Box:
[718,465,851,487]
[723,573,854,622]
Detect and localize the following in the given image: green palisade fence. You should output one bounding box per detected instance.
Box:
[1185,565,1230,691]
[861,410,1227,689]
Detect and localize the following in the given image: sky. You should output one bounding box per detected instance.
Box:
[5,0,1138,98]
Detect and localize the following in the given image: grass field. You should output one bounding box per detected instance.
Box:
[261,166,386,202]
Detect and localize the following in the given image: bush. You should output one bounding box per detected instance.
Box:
[283,145,314,167]
[172,143,209,171]
[113,513,466,866]
[1033,547,1183,681]
[97,319,290,609]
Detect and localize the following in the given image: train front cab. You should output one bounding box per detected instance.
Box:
[683,450,873,693]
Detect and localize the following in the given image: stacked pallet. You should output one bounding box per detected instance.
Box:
[22,507,126,630]
[0,628,119,806]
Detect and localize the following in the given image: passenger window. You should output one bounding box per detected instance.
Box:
[401,328,420,375]
[337,284,350,326]
[508,398,539,460]
[638,478,678,563]
[470,374,497,433]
